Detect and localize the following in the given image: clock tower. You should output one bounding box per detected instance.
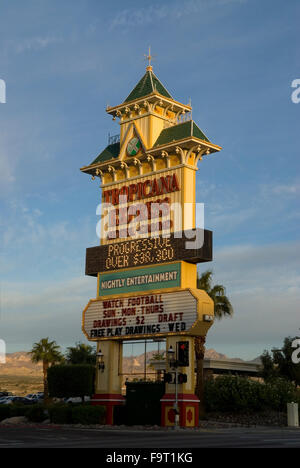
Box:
[81,60,221,242]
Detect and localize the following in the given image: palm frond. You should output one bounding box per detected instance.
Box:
[197,271,234,320]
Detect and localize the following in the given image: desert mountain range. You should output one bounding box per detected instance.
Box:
[0,349,257,377]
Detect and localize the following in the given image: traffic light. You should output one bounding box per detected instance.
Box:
[177,341,189,367]
[178,373,187,384]
[164,372,173,384]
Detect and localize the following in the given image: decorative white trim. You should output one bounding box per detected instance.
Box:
[120,110,177,125]
[160,399,200,403]
[100,163,197,188]
[107,94,191,117]
[92,399,125,403]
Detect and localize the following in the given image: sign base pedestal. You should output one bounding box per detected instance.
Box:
[161,393,199,428]
[91,394,125,425]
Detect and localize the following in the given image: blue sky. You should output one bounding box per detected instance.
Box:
[0,0,299,359]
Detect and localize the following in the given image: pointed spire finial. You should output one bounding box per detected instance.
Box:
[145,46,153,71]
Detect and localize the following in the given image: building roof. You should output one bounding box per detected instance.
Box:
[203,359,261,376]
[124,70,173,103]
[154,120,210,147]
[149,358,261,377]
[91,142,120,165]
[87,120,210,166]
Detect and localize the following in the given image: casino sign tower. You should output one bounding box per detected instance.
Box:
[80,57,221,427]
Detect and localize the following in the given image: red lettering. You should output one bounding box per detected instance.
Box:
[129,184,137,201]
[142,180,151,197]
[103,190,112,203]
[151,178,162,197]
[160,176,169,193]
[111,188,119,205]
[171,173,180,192]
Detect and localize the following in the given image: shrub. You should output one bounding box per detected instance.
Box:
[26,405,47,423]
[0,405,10,421]
[71,405,106,425]
[263,378,299,411]
[9,405,30,418]
[205,376,256,412]
[48,404,73,424]
[204,375,298,413]
[114,405,127,425]
[48,364,95,400]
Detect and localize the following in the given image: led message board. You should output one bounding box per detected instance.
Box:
[86,229,212,276]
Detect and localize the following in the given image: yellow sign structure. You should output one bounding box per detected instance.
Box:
[82,287,213,341]
[81,60,221,426]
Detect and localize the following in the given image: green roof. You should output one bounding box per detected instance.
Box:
[124,70,173,103]
[91,142,120,165]
[154,120,209,147]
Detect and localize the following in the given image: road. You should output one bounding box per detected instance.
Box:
[0,426,299,448]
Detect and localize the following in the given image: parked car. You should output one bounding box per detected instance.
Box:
[0,396,10,404]
[2,396,33,405]
[0,392,12,398]
[33,395,44,403]
[65,396,91,404]
[25,393,44,403]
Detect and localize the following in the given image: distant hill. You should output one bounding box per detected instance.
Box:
[0,348,255,378]
[122,348,246,374]
[249,356,262,364]
[204,348,244,362]
[0,349,260,396]
[0,352,42,376]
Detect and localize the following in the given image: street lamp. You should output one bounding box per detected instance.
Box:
[97,349,105,372]
[167,345,180,429]
[167,345,176,367]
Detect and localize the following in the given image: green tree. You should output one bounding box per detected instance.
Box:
[195,270,233,416]
[261,336,300,385]
[29,338,63,402]
[66,343,96,365]
[197,270,233,319]
[48,364,95,402]
[260,350,277,381]
[151,352,166,361]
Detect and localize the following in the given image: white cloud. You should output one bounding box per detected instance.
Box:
[1,276,94,311]
[1,237,299,357]
[198,176,300,238]
[0,198,97,285]
[15,36,62,54]
[213,241,300,293]
[0,276,96,352]
[0,200,94,251]
[0,152,15,187]
[205,241,300,359]
[260,179,300,199]
[109,0,246,30]
[272,183,300,196]
[209,206,256,233]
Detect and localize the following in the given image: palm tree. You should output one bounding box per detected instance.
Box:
[195,270,233,416]
[29,338,63,402]
[66,343,96,365]
[197,270,233,319]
